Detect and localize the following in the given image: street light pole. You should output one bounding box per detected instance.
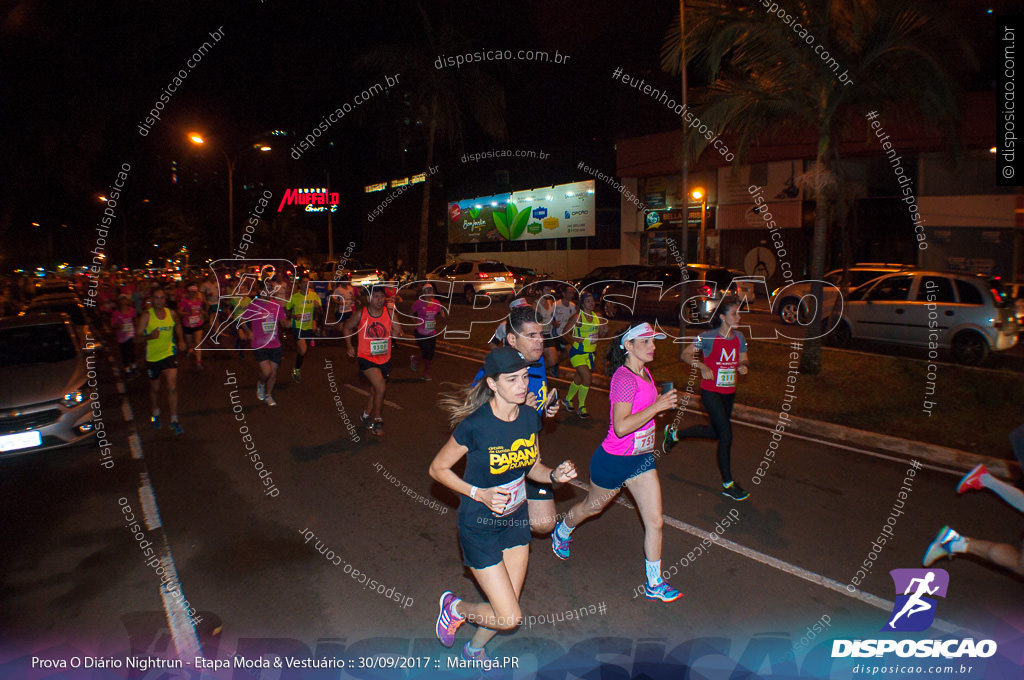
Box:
[224,150,236,251]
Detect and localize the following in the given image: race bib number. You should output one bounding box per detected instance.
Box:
[120,322,134,334]
[716,368,736,389]
[261,319,277,333]
[188,315,201,327]
[299,312,312,323]
[495,476,526,516]
[423,319,436,333]
[634,424,655,453]
[369,339,388,356]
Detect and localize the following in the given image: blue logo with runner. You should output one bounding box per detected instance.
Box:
[883,569,949,632]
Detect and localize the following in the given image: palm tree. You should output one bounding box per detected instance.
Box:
[661,0,974,373]
[355,3,506,276]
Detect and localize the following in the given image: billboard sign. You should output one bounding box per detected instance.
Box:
[447,180,595,244]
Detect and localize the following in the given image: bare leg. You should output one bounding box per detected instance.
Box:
[623,469,664,561]
[563,481,620,530]
[462,544,529,650]
[528,498,557,535]
[965,537,1024,576]
[262,360,278,396]
[148,377,160,414]
[165,369,179,420]
[364,368,386,419]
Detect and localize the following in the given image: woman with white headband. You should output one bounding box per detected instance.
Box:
[551,322,683,602]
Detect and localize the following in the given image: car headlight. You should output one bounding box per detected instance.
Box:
[63,384,87,408]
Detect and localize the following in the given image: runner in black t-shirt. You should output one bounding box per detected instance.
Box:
[429,346,577,665]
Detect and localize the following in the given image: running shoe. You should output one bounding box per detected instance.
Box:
[562,398,575,414]
[370,419,384,436]
[151,414,161,430]
[265,395,278,407]
[196,362,204,372]
[421,375,432,382]
[462,643,508,678]
[170,421,184,436]
[578,406,590,419]
[722,482,749,501]
[922,525,961,567]
[644,580,683,603]
[435,591,464,647]
[956,464,988,494]
[662,425,678,453]
[461,642,490,664]
[292,368,302,383]
[410,355,419,372]
[551,522,573,560]
[257,381,266,401]
[361,412,371,429]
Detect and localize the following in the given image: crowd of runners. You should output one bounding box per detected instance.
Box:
[12,268,1021,673]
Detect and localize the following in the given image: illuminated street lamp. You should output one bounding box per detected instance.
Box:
[188,132,271,250]
[691,188,707,265]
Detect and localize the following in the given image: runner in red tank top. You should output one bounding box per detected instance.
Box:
[343,285,405,436]
[665,296,751,501]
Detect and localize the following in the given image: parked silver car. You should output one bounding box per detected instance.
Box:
[827,271,1018,365]
[427,260,516,303]
[0,314,95,455]
[772,263,916,324]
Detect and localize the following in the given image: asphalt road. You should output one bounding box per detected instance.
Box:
[1,334,1021,679]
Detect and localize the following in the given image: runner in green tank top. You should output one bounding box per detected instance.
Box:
[135,287,186,434]
[562,293,606,418]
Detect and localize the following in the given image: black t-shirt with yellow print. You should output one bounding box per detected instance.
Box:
[453,402,542,526]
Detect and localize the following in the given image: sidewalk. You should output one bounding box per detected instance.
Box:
[417,338,1021,481]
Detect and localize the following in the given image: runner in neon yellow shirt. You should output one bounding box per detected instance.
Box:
[285,273,322,383]
[562,292,606,418]
[135,286,186,434]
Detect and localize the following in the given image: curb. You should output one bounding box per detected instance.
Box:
[417,339,1021,481]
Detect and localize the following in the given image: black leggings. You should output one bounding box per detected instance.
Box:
[677,390,735,484]
[120,339,135,368]
[415,334,436,360]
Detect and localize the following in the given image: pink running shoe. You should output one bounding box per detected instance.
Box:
[435,591,464,647]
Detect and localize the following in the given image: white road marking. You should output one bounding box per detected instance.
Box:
[344,384,403,410]
[567,478,968,635]
[139,474,163,531]
[97,340,202,659]
[129,433,143,459]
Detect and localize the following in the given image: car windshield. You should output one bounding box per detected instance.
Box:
[0,324,77,367]
[478,262,509,273]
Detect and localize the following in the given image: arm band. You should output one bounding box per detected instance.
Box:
[470,486,479,500]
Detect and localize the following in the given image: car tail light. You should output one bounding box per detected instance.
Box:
[478,272,489,278]
[700,285,713,297]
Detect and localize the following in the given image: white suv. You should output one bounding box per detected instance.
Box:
[827,271,1018,365]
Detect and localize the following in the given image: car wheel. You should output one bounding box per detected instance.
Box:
[778,297,800,325]
[951,331,989,366]
[827,319,852,347]
[464,286,475,304]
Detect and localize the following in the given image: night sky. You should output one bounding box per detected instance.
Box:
[0,0,1010,270]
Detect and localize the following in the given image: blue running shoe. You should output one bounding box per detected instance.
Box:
[151,415,161,430]
[551,522,573,560]
[645,580,683,602]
